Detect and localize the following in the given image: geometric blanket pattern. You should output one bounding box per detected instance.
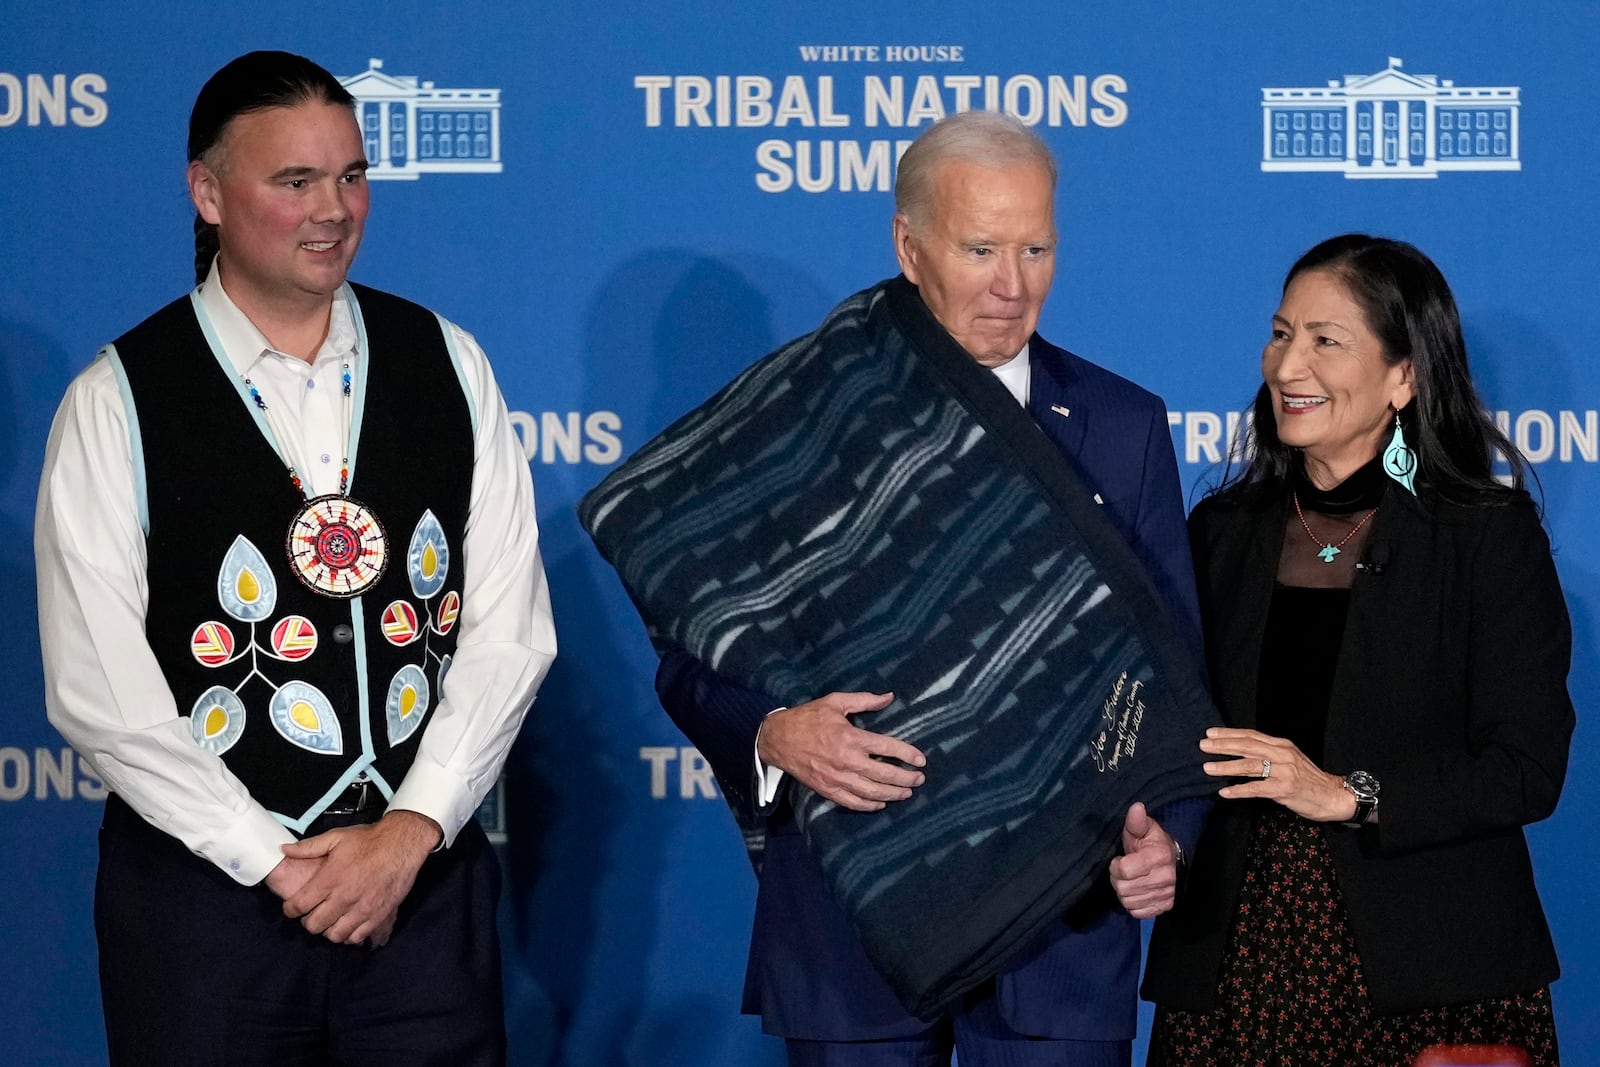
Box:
[579,275,1218,1017]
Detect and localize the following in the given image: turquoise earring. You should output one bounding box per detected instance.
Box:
[1382,412,1417,494]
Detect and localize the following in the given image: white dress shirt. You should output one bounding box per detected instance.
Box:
[35,261,557,885]
[753,344,1032,805]
[988,344,1032,408]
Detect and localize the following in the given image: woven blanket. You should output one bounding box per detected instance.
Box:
[579,276,1217,1017]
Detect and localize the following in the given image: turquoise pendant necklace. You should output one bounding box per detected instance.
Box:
[1293,493,1378,564]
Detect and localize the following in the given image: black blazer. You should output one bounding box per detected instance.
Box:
[1143,480,1574,1014]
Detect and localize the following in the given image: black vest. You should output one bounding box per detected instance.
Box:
[113,284,473,830]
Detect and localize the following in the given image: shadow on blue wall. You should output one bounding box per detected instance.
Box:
[502,253,804,1066]
[0,316,107,1064]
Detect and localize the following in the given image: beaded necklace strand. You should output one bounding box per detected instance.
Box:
[242,361,352,497]
[1293,492,1379,564]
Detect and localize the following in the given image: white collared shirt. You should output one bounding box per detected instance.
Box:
[35,260,557,884]
[205,270,361,497]
[987,343,1032,408]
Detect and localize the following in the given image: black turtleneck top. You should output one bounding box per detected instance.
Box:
[1255,456,1387,764]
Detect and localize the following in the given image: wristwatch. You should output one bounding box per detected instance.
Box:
[1341,770,1381,828]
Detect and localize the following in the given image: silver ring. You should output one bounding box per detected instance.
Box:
[1261,758,1272,780]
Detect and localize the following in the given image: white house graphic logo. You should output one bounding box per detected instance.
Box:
[1261,58,1519,179]
[338,59,502,180]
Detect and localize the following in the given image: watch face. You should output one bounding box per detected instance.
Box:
[1345,770,1381,799]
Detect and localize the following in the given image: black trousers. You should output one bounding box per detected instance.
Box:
[95,794,505,1066]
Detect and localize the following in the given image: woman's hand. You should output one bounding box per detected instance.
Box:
[1200,727,1359,823]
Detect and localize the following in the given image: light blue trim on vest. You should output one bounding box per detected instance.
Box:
[190,290,290,463]
[191,287,372,487]
[102,344,150,537]
[264,597,384,833]
[435,312,479,437]
[366,766,396,798]
[351,596,378,770]
[266,598,379,830]
[270,751,377,833]
[342,283,372,487]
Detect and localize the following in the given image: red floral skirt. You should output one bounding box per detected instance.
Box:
[1149,810,1558,1066]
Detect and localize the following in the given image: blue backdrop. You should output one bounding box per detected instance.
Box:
[3,3,1596,1063]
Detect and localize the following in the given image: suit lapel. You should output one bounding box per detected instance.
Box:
[1026,338,1089,461]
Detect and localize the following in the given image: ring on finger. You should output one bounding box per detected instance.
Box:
[1260,758,1272,780]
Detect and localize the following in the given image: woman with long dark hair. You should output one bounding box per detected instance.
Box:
[1142,234,1572,1065]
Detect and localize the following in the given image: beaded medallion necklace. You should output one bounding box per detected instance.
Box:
[243,358,389,598]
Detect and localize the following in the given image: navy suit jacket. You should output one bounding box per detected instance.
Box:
[655,334,1206,1042]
